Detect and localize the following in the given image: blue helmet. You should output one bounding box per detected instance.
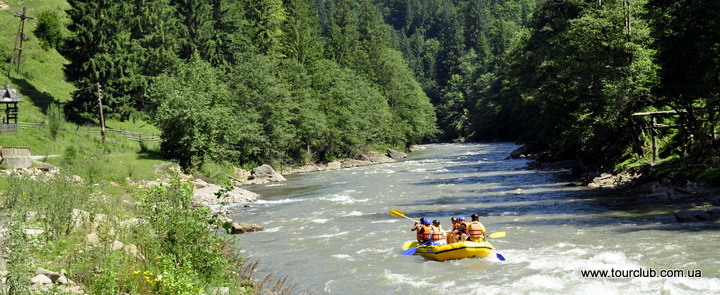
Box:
[423,219,431,225]
[458,216,467,222]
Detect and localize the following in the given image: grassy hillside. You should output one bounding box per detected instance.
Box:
[1,0,74,122]
[1,0,165,175]
[1,4,259,294]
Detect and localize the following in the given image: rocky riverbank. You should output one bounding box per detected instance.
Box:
[510,144,720,223]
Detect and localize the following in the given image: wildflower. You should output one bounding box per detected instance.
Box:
[133,270,140,274]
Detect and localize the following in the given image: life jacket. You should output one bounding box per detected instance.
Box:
[467,221,485,239]
[454,221,469,234]
[430,225,444,241]
[417,224,432,241]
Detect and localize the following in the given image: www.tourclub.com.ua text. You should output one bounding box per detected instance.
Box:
[581,268,703,278]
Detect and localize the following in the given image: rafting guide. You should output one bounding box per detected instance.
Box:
[390,208,506,261]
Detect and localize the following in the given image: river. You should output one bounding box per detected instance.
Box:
[231,143,720,294]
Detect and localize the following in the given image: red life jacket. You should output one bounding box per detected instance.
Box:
[430,225,444,241]
[417,224,432,241]
[468,221,485,239]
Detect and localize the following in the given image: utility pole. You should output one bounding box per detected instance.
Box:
[7,7,33,79]
[97,83,107,142]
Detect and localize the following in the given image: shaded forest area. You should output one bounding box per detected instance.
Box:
[33,0,720,176]
[376,0,720,177]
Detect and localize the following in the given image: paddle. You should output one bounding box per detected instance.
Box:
[402,241,418,250]
[389,208,418,223]
[487,231,505,239]
[402,247,418,255]
[485,232,506,261]
[391,209,422,255]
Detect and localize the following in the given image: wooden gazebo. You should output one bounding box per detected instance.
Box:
[0,84,23,132]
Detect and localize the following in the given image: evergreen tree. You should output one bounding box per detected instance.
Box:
[282,0,325,65]
[649,0,720,144]
[244,0,287,57]
[62,0,181,121]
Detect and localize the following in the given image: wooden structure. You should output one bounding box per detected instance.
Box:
[1,85,23,133]
[632,110,688,162]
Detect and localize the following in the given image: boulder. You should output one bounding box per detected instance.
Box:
[209,287,230,295]
[111,240,124,251]
[191,179,208,189]
[706,207,720,217]
[651,186,672,195]
[23,229,45,236]
[30,274,53,284]
[85,232,100,246]
[367,155,394,164]
[230,222,264,234]
[35,268,61,282]
[56,275,69,285]
[193,185,261,206]
[251,165,286,182]
[327,161,342,170]
[387,149,408,160]
[507,144,530,159]
[674,209,712,222]
[123,243,145,260]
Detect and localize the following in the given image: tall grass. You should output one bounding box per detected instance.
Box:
[1,173,255,294]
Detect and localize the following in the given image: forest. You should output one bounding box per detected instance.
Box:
[33,0,720,172]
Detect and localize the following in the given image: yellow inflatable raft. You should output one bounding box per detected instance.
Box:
[403,241,496,261]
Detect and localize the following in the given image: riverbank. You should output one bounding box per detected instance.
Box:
[515,145,720,222]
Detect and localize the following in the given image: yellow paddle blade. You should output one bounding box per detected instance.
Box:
[389,208,406,219]
[487,232,506,238]
[402,241,418,250]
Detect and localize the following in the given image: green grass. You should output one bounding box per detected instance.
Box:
[2,0,75,122]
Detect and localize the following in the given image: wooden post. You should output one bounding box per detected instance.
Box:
[651,115,658,162]
[7,7,33,77]
[97,83,106,142]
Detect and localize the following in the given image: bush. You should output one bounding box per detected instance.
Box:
[47,103,65,140]
[34,10,63,51]
[137,179,245,294]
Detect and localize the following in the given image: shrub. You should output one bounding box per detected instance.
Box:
[46,103,65,140]
[137,179,244,294]
[34,10,63,51]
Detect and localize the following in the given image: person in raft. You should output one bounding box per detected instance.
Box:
[448,216,469,242]
[467,214,487,242]
[411,218,432,245]
[429,220,447,246]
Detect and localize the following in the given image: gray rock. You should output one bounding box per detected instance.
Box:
[706,207,720,216]
[30,274,52,284]
[123,244,145,260]
[631,181,660,195]
[508,144,530,159]
[651,186,671,195]
[35,268,61,282]
[56,275,69,285]
[230,222,264,234]
[85,232,100,245]
[209,287,230,295]
[251,165,286,182]
[644,193,670,202]
[387,149,408,159]
[23,229,45,236]
[111,240,124,251]
[675,209,712,222]
[193,185,261,206]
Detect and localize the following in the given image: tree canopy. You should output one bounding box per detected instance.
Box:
[55,0,720,170]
